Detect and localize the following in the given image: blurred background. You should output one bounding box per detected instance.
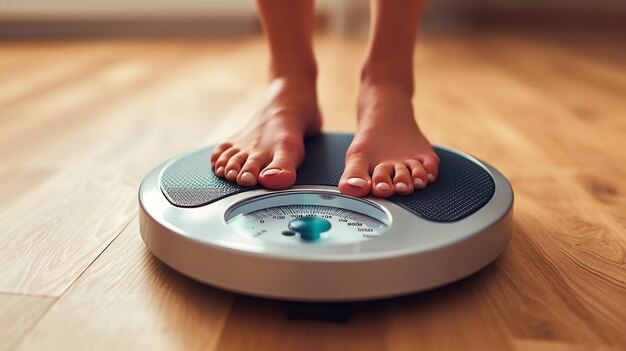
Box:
[1,0,625,37]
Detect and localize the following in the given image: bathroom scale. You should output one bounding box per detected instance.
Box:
[139,133,513,301]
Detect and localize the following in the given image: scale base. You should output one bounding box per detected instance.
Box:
[139,133,513,301]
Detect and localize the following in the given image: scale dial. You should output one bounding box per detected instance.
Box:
[225,191,391,245]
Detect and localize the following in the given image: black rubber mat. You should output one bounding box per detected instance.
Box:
[160,133,495,222]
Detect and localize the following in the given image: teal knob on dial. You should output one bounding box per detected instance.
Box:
[288,216,332,241]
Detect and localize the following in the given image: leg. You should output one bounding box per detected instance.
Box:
[211,0,321,189]
[339,0,439,198]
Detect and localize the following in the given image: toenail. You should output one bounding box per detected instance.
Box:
[263,168,281,176]
[414,178,424,187]
[395,182,408,192]
[216,167,224,176]
[427,173,435,183]
[241,172,254,183]
[227,170,238,179]
[376,182,391,191]
[347,177,367,187]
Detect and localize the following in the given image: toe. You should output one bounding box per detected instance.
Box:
[371,163,395,198]
[339,152,372,197]
[406,159,428,189]
[258,149,300,190]
[393,164,414,195]
[224,151,248,181]
[210,142,232,167]
[214,147,239,177]
[417,153,440,183]
[237,152,267,187]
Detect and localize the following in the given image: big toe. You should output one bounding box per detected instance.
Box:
[339,153,372,197]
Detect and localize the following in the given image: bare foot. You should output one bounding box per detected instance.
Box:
[211,77,321,189]
[339,82,439,198]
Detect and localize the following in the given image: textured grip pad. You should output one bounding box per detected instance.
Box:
[160,134,495,222]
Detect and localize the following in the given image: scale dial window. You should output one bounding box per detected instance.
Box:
[225,192,390,245]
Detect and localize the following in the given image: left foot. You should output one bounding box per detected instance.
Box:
[339,82,439,198]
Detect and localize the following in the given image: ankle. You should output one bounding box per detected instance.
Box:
[268,73,317,90]
[266,74,318,107]
[269,57,318,83]
[360,60,414,96]
[356,78,416,126]
[358,78,413,105]
[262,74,322,135]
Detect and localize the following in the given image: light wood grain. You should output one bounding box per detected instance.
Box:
[1,32,625,350]
[0,39,263,296]
[15,219,233,351]
[0,293,55,351]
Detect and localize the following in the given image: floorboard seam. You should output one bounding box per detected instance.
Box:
[9,213,138,351]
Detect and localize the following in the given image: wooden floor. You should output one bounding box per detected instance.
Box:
[0,31,625,350]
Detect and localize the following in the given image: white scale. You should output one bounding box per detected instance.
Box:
[139,134,513,301]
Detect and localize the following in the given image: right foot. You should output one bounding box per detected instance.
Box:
[211,77,321,189]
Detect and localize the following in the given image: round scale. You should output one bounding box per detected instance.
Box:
[139,133,513,301]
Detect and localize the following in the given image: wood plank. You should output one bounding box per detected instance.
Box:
[0,39,266,295]
[412,37,555,178]
[412,37,626,177]
[0,41,133,108]
[573,169,626,232]
[480,35,626,134]
[0,164,56,212]
[0,38,267,296]
[513,339,622,351]
[0,293,55,351]
[0,38,266,165]
[0,87,250,295]
[384,270,513,350]
[14,219,233,351]
[0,42,199,158]
[509,176,626,346]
